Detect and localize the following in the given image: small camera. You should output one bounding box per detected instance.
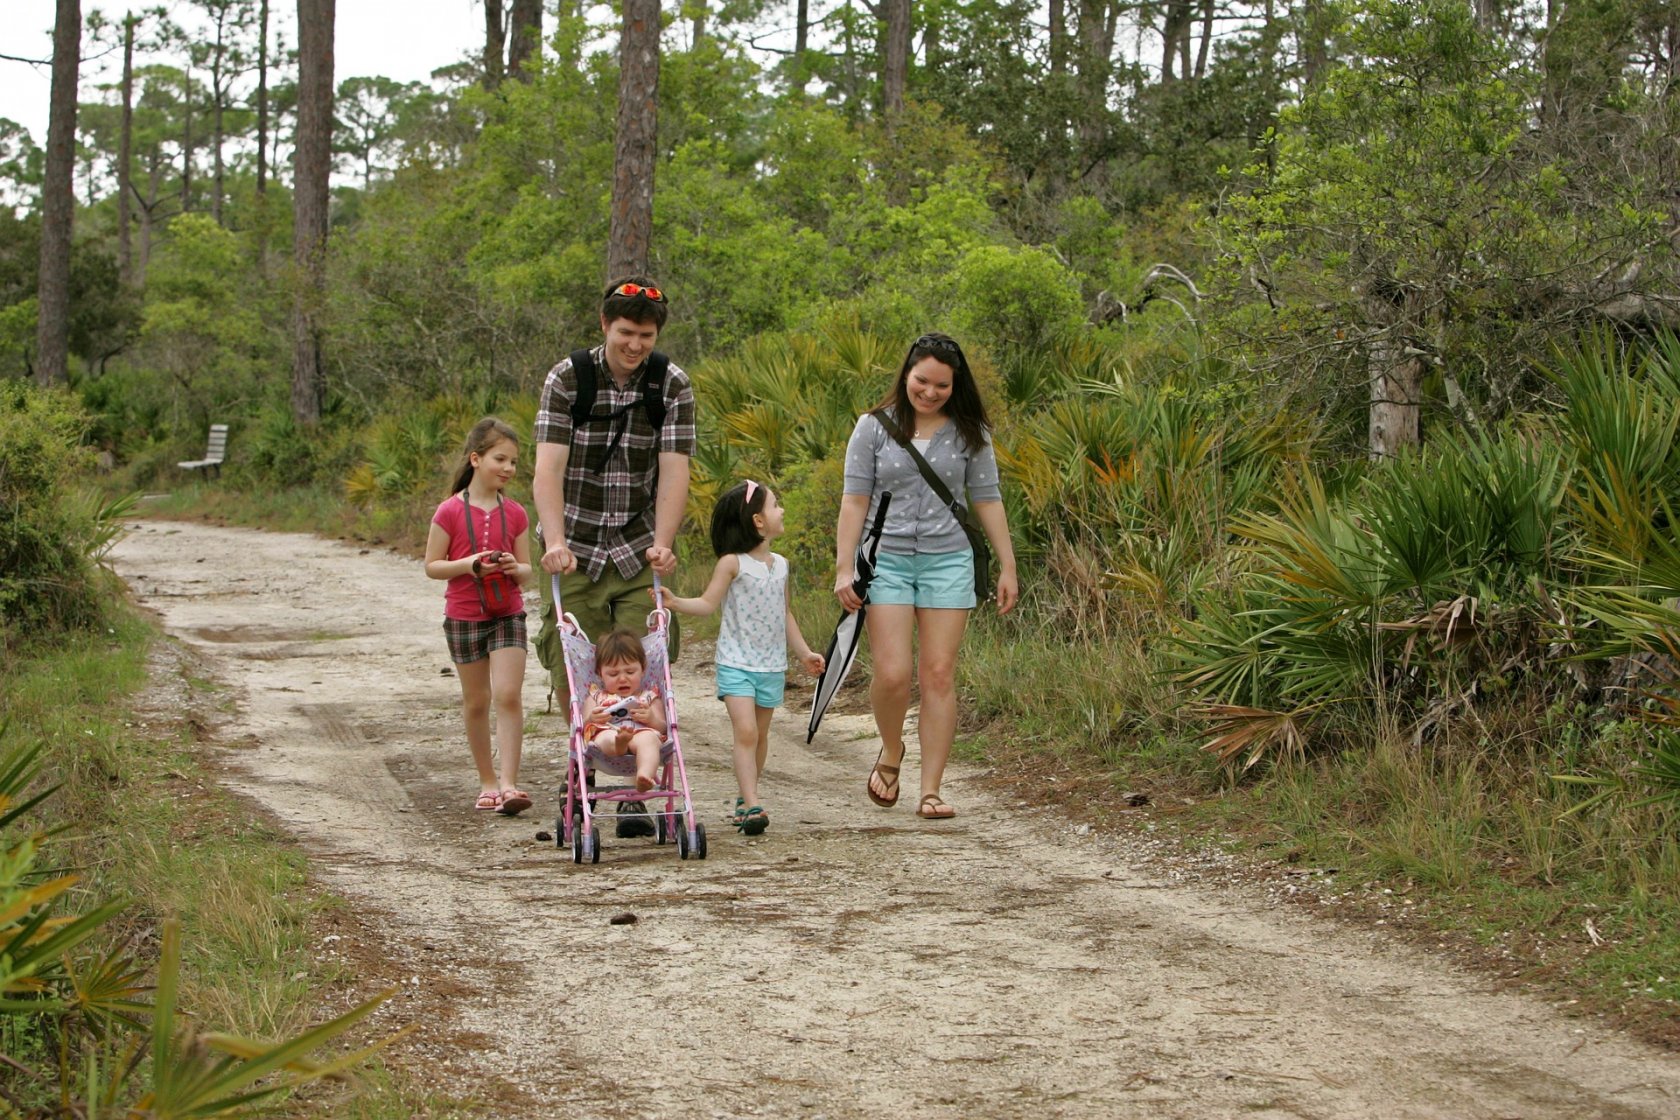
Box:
[607,702,633,720]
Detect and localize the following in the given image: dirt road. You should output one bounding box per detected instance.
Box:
[110,520,1679,1119]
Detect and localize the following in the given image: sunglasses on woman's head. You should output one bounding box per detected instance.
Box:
[610,282,665,303]
[913,334,961,356]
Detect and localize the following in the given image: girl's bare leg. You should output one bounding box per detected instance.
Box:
[913,607,968,801]
[865,604,916,801]
[488,645,526,791]
[722,695,761,804]
[753,704,773,779]
[630,729,662,790]
[455,658,498,795]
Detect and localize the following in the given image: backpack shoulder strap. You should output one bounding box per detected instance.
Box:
[640,351,670,432]
[568,349,598,426]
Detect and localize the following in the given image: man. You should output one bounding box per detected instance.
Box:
[533,277,695,836]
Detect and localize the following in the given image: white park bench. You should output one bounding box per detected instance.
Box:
[177,423,228,479]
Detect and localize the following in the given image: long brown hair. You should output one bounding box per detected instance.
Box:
[448,417,521,495]
[874,331,990,452]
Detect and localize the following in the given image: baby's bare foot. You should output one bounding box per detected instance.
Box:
[615,727,633,753]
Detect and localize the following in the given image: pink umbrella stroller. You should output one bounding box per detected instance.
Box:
[551,574,707,863]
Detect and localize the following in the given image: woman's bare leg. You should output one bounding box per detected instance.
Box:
[865,605,916,801]
[913,607,969,804]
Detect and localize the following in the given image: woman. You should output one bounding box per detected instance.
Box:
[834,332,1018,820]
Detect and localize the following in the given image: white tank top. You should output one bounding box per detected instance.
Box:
[715,552,788,672]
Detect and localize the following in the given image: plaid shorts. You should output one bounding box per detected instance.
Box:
[443,613,528,664]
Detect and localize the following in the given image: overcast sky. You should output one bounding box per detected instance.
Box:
[0,1,488,145]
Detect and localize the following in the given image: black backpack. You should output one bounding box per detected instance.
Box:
[568,348,669,470]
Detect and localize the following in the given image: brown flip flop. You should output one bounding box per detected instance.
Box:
[867,745,902,807]
[916,793,956,820]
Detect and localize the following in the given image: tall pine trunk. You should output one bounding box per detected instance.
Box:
[483,0,505,89]
[608,0,659,281]
[883,0,910,130]
[256,0,269,194]
[118,13,135,285]
[36,0,81,387]
[508,0,541,78]
[794,0,809,85]
[291,0,333,426]
[180,66,193,212]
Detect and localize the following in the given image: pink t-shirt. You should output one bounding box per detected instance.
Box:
[433,493,529,621]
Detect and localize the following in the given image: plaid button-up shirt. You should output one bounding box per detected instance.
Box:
[534,346,697,581]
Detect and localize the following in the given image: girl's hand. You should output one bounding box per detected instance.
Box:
[801,650,826,676]
[834,571,861,613]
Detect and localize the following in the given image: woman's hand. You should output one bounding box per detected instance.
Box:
[834,570,862,613]
[994,569,1020,615]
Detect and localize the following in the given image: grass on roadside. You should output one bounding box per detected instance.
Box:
[954,617,1680,1046]
[1,602,476,1115]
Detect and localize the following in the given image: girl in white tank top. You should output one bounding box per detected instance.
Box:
[663,480,826,835]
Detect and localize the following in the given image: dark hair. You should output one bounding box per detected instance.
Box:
[875,331,990,452]
[709,481,768,557]
[594,628,647,671]
[448,416,521,495]
[601,275,670,330]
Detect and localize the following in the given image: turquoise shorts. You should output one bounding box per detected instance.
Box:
[870,549,976,610]
[717,663,785,708]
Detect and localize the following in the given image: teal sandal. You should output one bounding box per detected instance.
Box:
[738,806,769,836]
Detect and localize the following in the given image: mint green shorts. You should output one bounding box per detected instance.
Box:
[716,664,785,708]
[870,549,975,610]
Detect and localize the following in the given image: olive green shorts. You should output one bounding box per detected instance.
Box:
[533,554,681,707]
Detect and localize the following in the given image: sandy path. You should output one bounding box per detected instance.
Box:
[111,520,1679,1119]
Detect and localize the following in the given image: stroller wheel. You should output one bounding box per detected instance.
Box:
[692,822,708,860]
[588,827,600,863]
[677,818,690,859]
[553,815,565,850]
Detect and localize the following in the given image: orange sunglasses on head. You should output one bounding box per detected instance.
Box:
[610,282,665,303]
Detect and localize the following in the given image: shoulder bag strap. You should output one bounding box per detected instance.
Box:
[870,409,974,528]
[461,492,510,616]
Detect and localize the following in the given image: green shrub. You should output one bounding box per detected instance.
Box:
[0,382,112,645]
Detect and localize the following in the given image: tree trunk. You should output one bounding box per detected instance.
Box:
[180,66,193,212]
[1365,289,1425,460]
[1474,0,1498,32]
[1195,0,1214,79]
[792,0,810,88]
[36,0,80,387]
[882,0,910,130]
[1160,1,1192,82]
[1075,0,1113,152]
[1301,0,1328,87]
[1049,0,1066,74]
[137,151,162,287]
[689,0,705,46]
[257,0,269,193]
[483,0,505,90]
[508,0,540,78]
[608,0,659,282]
[291,0,333,426]
[118,13,135,285]
[210,7,230,225]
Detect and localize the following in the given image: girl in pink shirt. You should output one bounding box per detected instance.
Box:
[425,417,534,814]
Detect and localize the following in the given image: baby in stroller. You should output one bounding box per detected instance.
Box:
[580,628,667,791]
